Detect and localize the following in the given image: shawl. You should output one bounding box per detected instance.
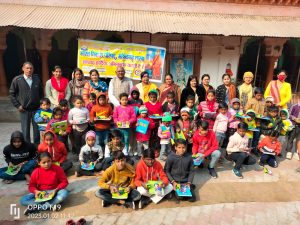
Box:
[270,80,281,105]
[239,83,253,107]
[89,80,108,92]
[51,76,69,102]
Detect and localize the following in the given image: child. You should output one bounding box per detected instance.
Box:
[0,131,37,184]
[278,109,294,158]
[128,87,143,109]
[46,107,71,151]
[198,90,218,130]
[226,122,256,179]
[260,106,283,139]
[244,110,257,148]
[68,95,90,155]
[75,131,104,177]
[258,130,281,168]
[20,152,69,215]
[213,102,229,149]
[90,93,113,149]
[58,99,70,121]
[135,149,173,208]
[38,130,73,172]
[144,89,163,116]
[176,107,196,154]
[162,91,179,115]
[86,93,96,112]
[96,151,140,209]
[185,95,198,121]
[158,113,175,161]
[136,106,155,158]
[228,98,243,137]
[164,139,196,203]
[192,121,221,178]
[264,96,275,116]
[113,93,136,151]
[103,129,129,170]
[245,88,265,116]
[34,98,52,142]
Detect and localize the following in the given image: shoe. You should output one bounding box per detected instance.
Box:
[138,196,150,209]
[23,207,39,215]
[232,168,243,179]
[208,167,218,179]
[124,201,135,210]
[101,200,109,208]
[76,218,87,225]
[66,219,76,225]
[286,152,293,160]
[259,161,264,167]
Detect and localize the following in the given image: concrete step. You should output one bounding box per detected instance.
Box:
[0,96,20,122]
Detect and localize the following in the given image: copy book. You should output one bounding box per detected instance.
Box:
[51,120,67,134]
[146,180,164,196]
[95,116,111,121]
[136,119,150,134]
[112,187,128,199]
[235,113,250,119]
[192,154,203,166]
[149,114,163,119]
[176,184,192,197]
[53,161,60,166]
[117,121,130,128]
[81,162,95,171]
[175,130,186,140]
[40,111,52,119]
[35,190,56,203]
[248,127,259,132]
[256,115,271,121]
[5,164,22,176]
[262,146,276,155]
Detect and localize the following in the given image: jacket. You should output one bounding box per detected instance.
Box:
[34,108,53,131]
[213,113,229,133]
[9,74,43,111]
[180,86,202,109]
[134,159,169,187]
[29,164,68,193]
[164,151,194,184]
[198,100,218,130]
[158,124,174,144]
[79,144,103,163]
[289,103,300,125]
[258,136,281,156]
[215,84,239,104]
[90,94,113,130]
[192,130,219,156]
[38,130,67,163]
[226,132,249,154]
[3,131,37,165]
[98,163,135,189]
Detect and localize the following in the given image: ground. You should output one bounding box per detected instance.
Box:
[1,123,300,225]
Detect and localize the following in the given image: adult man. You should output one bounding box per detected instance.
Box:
[9,62,43,144]
[108,66,133,107]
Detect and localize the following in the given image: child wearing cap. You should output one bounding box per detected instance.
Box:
[228,98,243,138]
[245,88,265,116]
[75,131,104,177]
[136,106,155,158]
[264,96,274,116]
[158,113,175,161]
[278,109,294,159]
[244,110,257,149]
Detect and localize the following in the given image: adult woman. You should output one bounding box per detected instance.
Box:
[135,71,158,102]
[159,74,181,104]
[198,74,214,103]
[45,66,71,108]
[82,69,108,106]
[180,75,201,109]
[216,74,239,105]
[264,70,292,109]
[238,71,255,108]
[68,68,87,97]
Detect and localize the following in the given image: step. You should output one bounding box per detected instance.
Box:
[0,96,20,122]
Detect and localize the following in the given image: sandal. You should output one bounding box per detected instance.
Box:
[66,219,76,225]
[76,218,87,225]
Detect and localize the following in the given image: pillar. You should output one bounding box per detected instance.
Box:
[39,50,50,86]
[0,28,11,96]
[265,56,278,87]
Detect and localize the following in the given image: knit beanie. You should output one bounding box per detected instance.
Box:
[139,106,148,114]
[85,130,96,140]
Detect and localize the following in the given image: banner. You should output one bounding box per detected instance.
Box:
[78,39,166,82]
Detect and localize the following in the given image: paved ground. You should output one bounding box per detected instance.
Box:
[1,123,300,225]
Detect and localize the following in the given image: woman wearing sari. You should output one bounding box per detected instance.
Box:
[68,68,87,97]
[159,74,181,105]
[135,71,158,102]
[82,69,108,106]
[198,74,214,103]
[264,70,292,109]
[216,74,239,105]
[238,71,255,109]
[45,66,71,108]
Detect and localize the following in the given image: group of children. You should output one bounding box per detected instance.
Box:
[1,80,300,214]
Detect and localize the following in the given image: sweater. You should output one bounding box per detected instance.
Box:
[213,113,229,133]
[228,108,243,129]
[289,103,300,125]
[28,165,68,193]
[34,108,53,131]
[3,131,37,165]
[9,74,43,111]
[226,132,249,154]
[79,143,103,162]
[180,86,202,109]
[108,77,133,107]
[216,84,239,104]
[98,163,135,189]
[136,116,155,142]
[38,131,67,163]
[264,81,291,109]
[158,124,174,144]
[134,159,169,187]
[90,100,113,131]
[245,98,265,115]
[45,79,71,108]
[68,107,90,132]
[258,136,281,155]
[164,151,194,184]
[192,130,218,156]
[113,105,136,126]
[144,101,163,116]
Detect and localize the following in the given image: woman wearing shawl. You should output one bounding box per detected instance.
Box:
[45,66,71,108]
[216,74,239,105]
[68,68,87,97]
[159,74,181,105]
[82,69,108,106]
[264,70,292,109]
[238,71,255,109]
[135,71,158,103]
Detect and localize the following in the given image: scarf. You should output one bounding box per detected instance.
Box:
[228,84,236,103]
[71,78,86,95]
[89,80,108,92]
[239,83,253,107]
[160,83,176,104]
[51,76,69,102]
[270,80,281,105]
[206,98,216,112]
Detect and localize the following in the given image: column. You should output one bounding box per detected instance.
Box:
[265,56,278,87]
[0,28,10,96]
[39,50,50,86]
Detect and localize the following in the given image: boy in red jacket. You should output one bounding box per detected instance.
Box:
[135,149,173,209]
[258,130,281,168]
[38,130,72,172]
[192,120,221,178]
